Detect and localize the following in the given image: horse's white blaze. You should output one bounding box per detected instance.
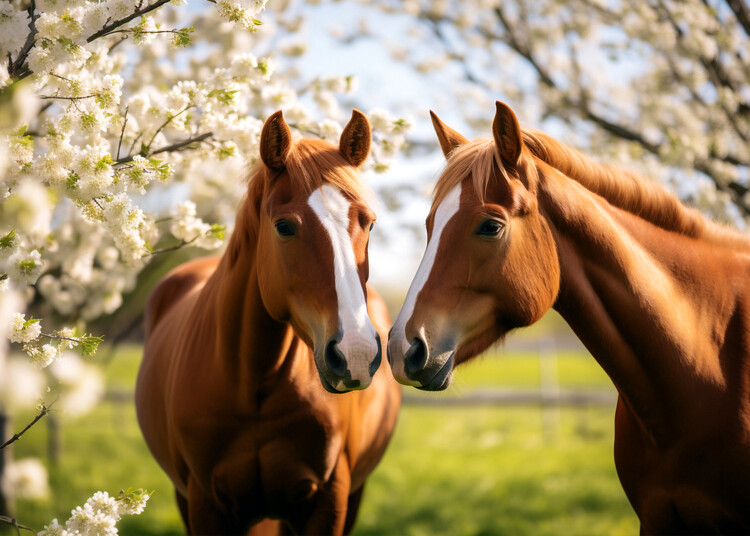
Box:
[389,184,461,382]
[308,185,378,382]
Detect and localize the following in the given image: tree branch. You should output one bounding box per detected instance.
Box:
[115,131,213,165]
[0,400,55,450]
[38,94,101,101]
[86,0,173,42]
[7,0,38,80]
[725,0,750,36]
[0,516,34,534]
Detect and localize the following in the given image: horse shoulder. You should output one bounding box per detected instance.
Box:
[144,256,220,335]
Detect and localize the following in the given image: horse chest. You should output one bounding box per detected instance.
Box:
[614,398,750,533]
[179,390,346,521]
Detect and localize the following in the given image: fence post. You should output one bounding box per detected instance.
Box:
[0,411,12,518]
[539,337,560,443]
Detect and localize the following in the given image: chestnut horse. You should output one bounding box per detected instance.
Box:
[388,101,750,534]
[136,110,401,535]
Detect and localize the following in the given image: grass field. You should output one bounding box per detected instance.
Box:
[6,345,639,535]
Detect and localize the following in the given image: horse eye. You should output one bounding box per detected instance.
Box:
[476,219,504,237]
[274,220,295,238]
[369,222,375,232]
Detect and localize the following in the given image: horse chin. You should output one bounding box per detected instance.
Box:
[415,353,454,391]
[315,368,367,394]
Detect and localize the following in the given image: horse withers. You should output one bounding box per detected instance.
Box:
[136,110,401,535]
[388,101,750,534]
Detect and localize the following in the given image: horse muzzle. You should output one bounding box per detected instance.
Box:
[316,331,381,393]
[387,331,455,391]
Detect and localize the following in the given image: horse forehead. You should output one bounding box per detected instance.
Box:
[307,185,362,226]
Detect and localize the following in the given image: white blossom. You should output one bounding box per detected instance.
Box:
[37,518,70,536]
[116,490,150,516]
[9,312,42,343]
[66,504,118,536]
[27,343,59,369]
[1,458,50,501]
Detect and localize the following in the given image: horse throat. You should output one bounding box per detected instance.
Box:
[209,203,295,385]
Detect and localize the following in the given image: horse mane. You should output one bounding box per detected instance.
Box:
[432,130,750,249]
[431,139,511,217]
[224,138,371,267]
[522,128,750,248]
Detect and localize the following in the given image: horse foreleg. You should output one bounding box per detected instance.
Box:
[292,465,351,536]
[342,484,365,535]
[175,489,189,531]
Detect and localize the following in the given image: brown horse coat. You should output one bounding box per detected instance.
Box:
[137,111,400,535]
[389,102,750,534]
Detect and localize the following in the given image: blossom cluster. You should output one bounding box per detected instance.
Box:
[37,489,150,536]
[8,312,102,369]
[0,0,412,329]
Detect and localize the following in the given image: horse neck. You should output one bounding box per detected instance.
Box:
[538,168,748,441]
[202,200,297,385]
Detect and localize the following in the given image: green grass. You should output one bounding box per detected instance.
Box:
[6,345,638,535]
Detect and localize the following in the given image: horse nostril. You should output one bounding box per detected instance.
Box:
[324,339,347,377]
[404,337,428,375]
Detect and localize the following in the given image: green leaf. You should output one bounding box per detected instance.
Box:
[95,154,113,171]
[18,259,38,275]
[23,316,41,328]
[79,335,104,358]
[208,224,226,241]
[66,171,80,190]
[0,229,16,249]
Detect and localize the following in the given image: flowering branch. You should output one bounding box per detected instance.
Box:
[115,131,214,165]
[145,105,193,154]
[86,0,174,42]
[0,400,56,451]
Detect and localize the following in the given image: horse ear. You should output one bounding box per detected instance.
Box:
[430,110,469,158]
[492,101,522,166]
[260,110,292,170]
[339,109,371,167]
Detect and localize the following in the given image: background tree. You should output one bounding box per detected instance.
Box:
[324,0,749,224]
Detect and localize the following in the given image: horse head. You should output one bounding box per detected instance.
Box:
[388,102,560,390]
[255,110,381,393]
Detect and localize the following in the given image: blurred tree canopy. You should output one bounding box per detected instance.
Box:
[323,0,749,223]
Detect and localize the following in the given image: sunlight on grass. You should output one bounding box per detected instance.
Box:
[7,344,637,535]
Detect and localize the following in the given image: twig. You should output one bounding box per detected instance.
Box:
[145,237,198,256]
[0,400,56,450]
[144,106,193,153]
[38,94,101,101]
[0,516,34,534]
[115,131,213,165]
[104,28,187,37]
[86,0,174,42]
[117,106,130,161]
